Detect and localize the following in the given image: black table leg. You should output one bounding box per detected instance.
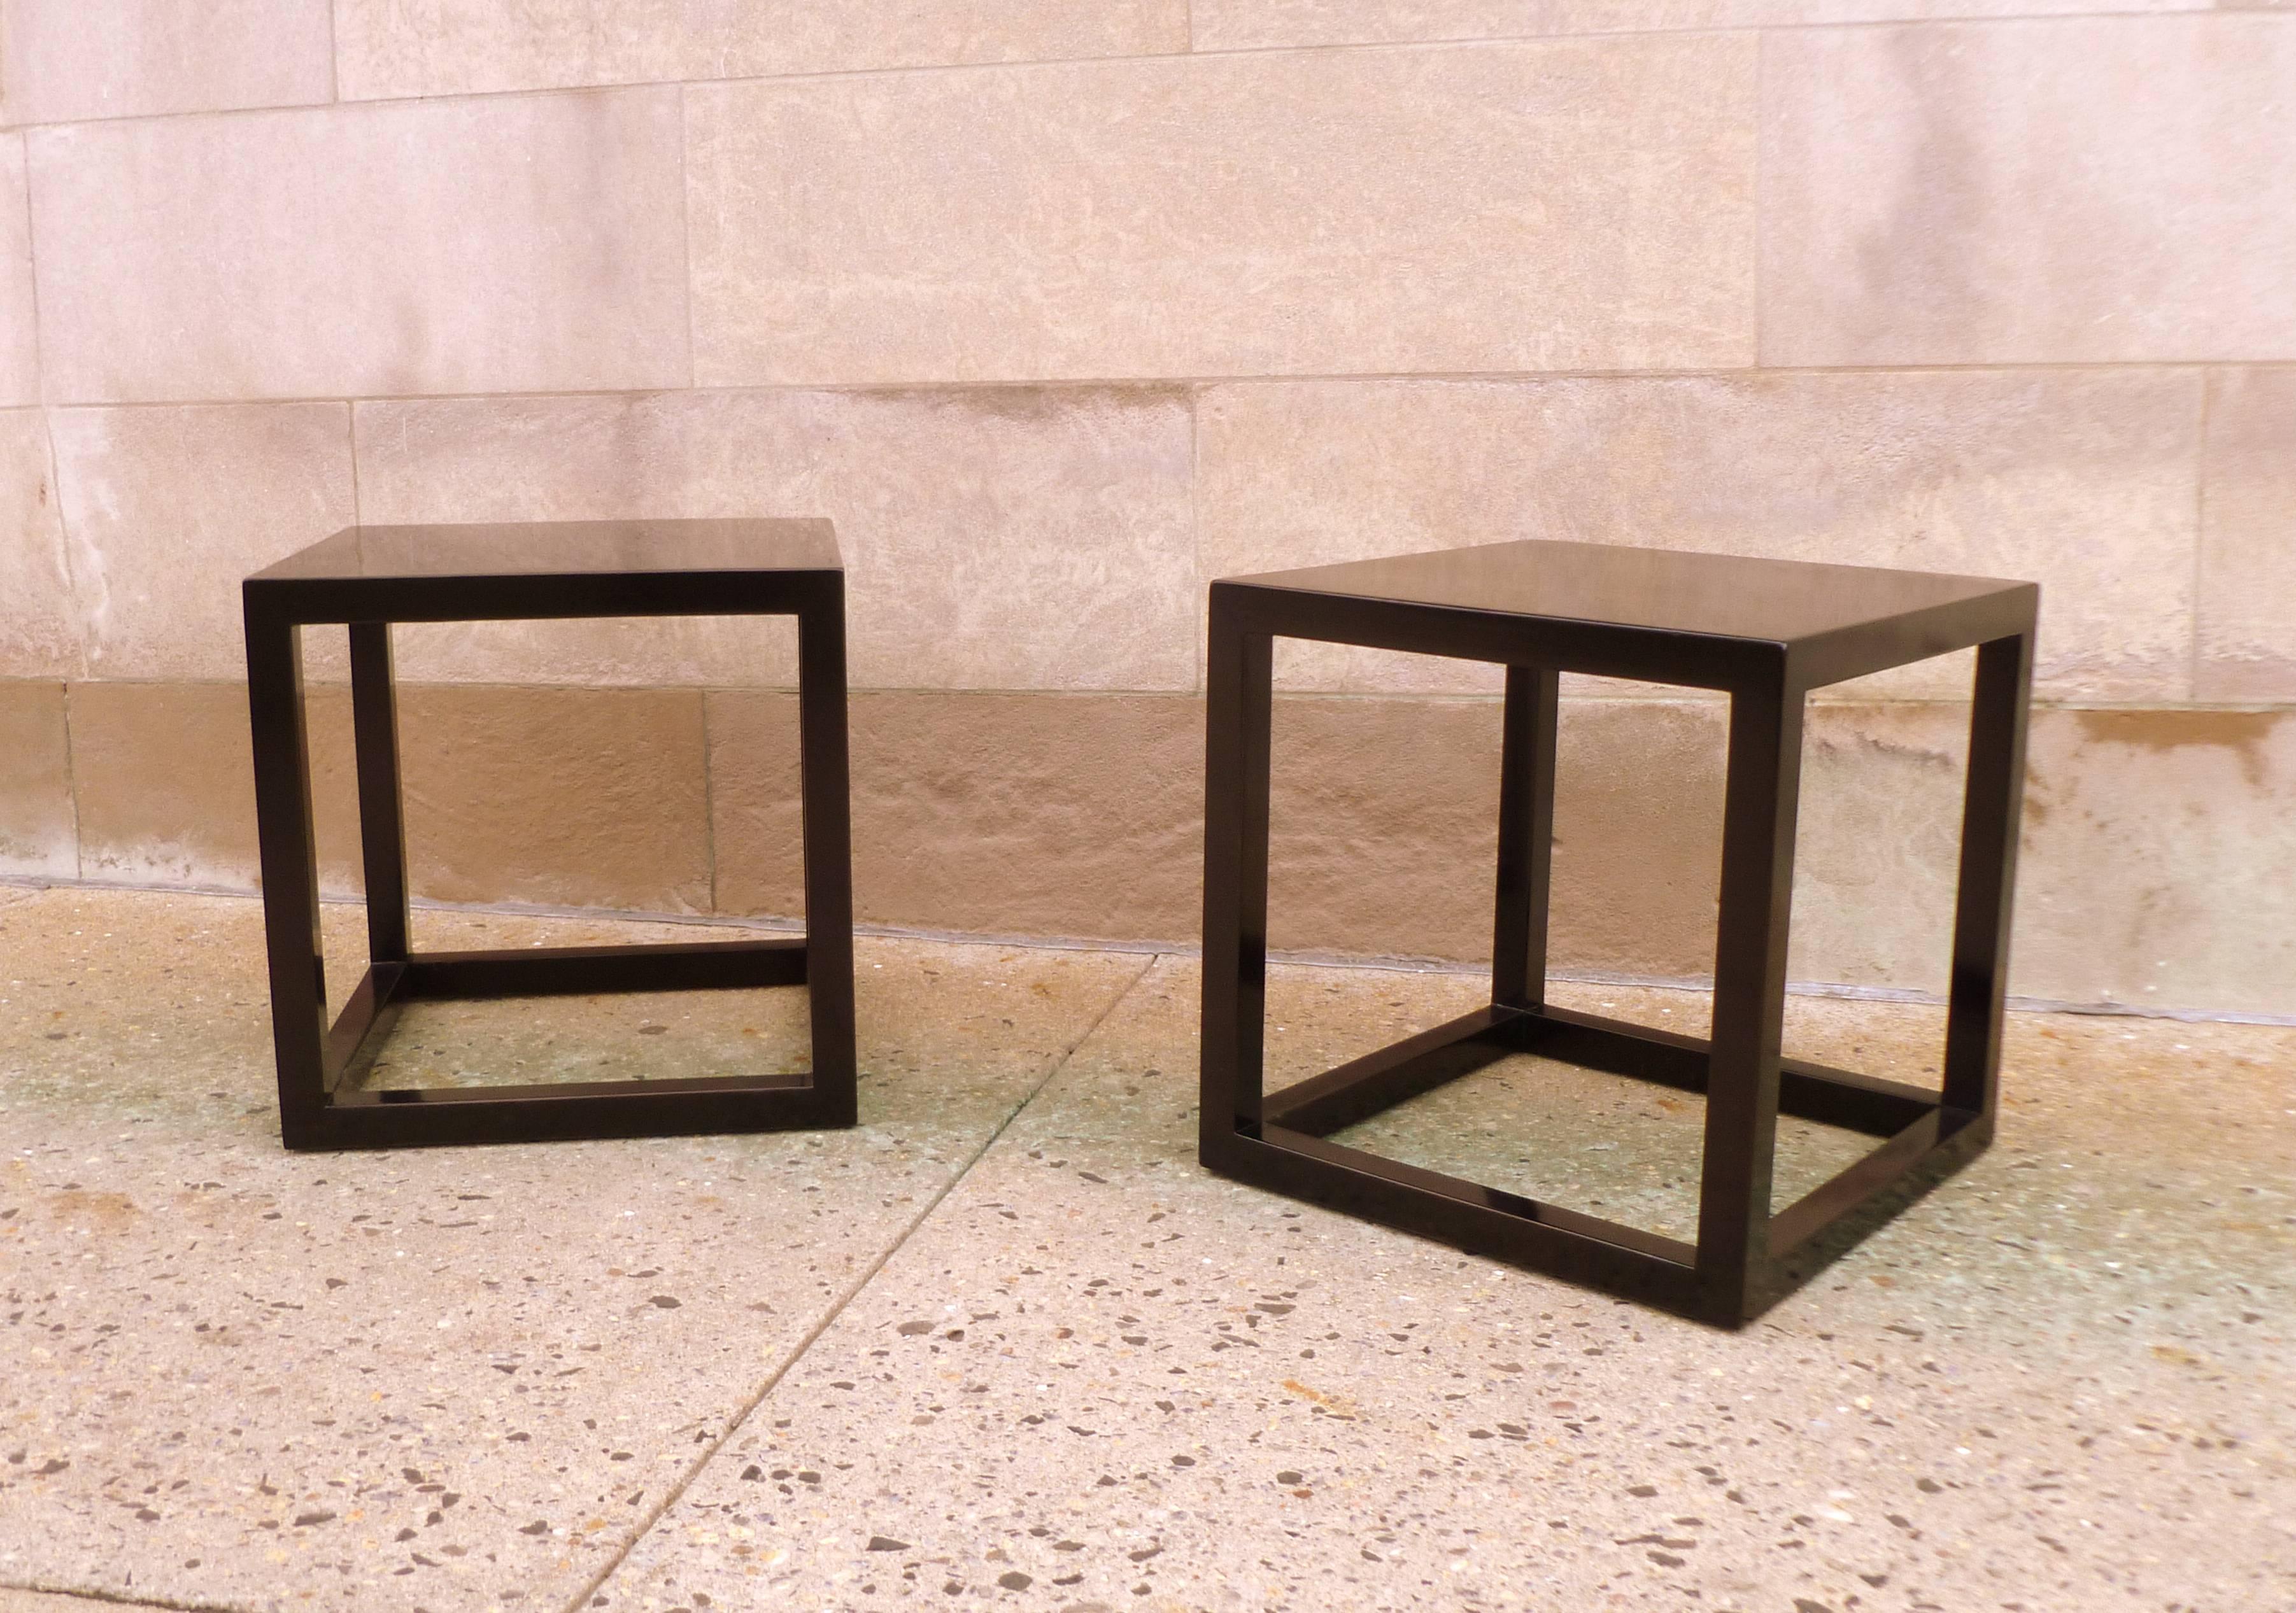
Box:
[244,597,328,1149]
[1491,665,1560,1013]
[798,578,858,1125]
[1200,586,1275,1156]
[349,621,411,968]
[1697,670,1803,1323]
[1943,631,2034,1130]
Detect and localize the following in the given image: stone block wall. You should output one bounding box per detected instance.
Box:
[1,3,2288,1016]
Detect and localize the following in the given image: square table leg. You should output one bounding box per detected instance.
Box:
[1942,630,2035,1130]
[798,583,860,1122]
[1200,595,1275,1154]
[348,621,411,968]
[1491,665,1560,1013]
[1696,674,1804,1323]
[244,598,329,1149]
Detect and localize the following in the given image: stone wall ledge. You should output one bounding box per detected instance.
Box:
[3,679,2285,1018]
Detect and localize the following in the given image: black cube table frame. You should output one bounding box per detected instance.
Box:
[243,519,856,1151]
[1200,540,2037,1327]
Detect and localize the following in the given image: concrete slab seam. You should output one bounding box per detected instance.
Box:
[556,950,1164,1613]
[0,1575,241,1613]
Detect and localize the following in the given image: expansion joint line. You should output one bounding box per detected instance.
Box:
[0,1578,241,1611]
[557,951,1164,1613]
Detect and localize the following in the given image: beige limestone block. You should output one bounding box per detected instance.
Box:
[1790,702,1968,1000]
[48,404,355,681]
[685,37,1757,385]
[67,680,362,891]
[353,388,1196,691]
[1260,691,1512,962]
[1192,0,2202,49]
[27,90,689,404]
[74,680,709,912]
[1198,370,2201,701]
[1268,694,1734,980]
[0,409,77,677]
[336,0,1188,101]
[0,680,74,876]
[397,684,712,914]
[383,611,805,696]
[2016,707,2296,1017]
[67,677,704,915]
[1762,17,2296,365]
[0,0,332,125]
[69,680,264,887]
[1541,699,1727,983]
[713,685,2296,1017]
[711,689,1207,941]
[710,689,1734,982]
[0,138,36,404]
[1277,694,2296,1018]
[59,679,2296,1017]
[2198,367,2296,700]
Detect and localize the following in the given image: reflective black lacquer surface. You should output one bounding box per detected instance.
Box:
[245,519,844,627]
[1230,537,2017,644]
[243,520,856,1151]
[249,518,840,582]
[1226,538,2036,692]
[1199,540,2037,1327]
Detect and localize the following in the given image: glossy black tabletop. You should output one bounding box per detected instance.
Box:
[250,519,840,584]
[1224,539,2028,647]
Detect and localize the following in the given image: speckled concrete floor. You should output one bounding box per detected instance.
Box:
[2,887,2291,1613]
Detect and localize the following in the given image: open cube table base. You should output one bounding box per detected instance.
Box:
[313,935,845,1149]
[1199,540,2036,1327]
[244,519,856,1152]
[1204,1001,1990,1327]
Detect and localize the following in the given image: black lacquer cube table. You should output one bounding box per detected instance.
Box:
[243,519,856,1151]
[1198,540,2036,1327]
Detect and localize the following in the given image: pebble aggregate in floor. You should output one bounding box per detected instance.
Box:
[0,887,2289,1612]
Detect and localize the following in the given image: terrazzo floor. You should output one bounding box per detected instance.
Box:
[1,885,2290,1613]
